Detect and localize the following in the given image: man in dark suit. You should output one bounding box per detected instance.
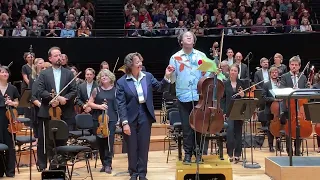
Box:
[37,46,77,170]
[75,68,97,113]
[262,67,282,152]
[116,52,174,180]
[280,56,308,156]
[254,57,269,89]
[234,52,248,80]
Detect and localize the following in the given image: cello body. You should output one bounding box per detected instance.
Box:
[189,75,225,134]
[269,101,283,137]
[285,99,313,139]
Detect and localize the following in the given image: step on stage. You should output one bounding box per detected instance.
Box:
[176,155,233,180]
[265,156,320,180]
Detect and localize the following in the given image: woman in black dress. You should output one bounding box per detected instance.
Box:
[0,66,20,177]
[221,64,245,163]
[88,69,118,174]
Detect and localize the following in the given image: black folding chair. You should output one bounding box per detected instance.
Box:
[49,120,93,180]
[165,110,182,163]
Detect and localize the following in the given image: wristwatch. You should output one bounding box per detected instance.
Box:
[122,120,128,126]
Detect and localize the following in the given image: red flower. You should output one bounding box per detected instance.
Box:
[198,60,203,65]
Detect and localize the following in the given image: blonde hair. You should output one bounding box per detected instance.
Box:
[44,62,52,68]
[96,69,116,85]
[31,58,44,79]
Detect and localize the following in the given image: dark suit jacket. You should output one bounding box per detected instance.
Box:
[76,81,98,107]
[239,63,249,80]
[254,69,269,89]
[37,67,77,119]
[221,79,246,115]
[116,72,169,124]
[280,72,308,89]
[262,81,276,115]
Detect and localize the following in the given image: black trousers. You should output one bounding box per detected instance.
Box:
[226,119,243,157]
[37,118,67,169]
[178,101,209,157]
[123,104,152,178]
[0,134,15,177]
[93,120,117,167]
[317,135,320,149]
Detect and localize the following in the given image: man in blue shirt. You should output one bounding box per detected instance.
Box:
[168,31,217,164]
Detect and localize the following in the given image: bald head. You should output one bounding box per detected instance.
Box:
[235,52,243,63]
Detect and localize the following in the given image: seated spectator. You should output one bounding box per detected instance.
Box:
[224,21,234,35]
[175,21,187,36]
[251,18,268,34]
[80,10,94,29]
[269,19,284,34]
[53,15,64,29]
[125,16,136,29]
[46,20,59,37]
[77,20,91,37]
[144,21,156,36]
[0,13,11,29]
[242,13,253,27]
[285,19,300,33]
[28,19,42,37]
[0,28,4,37]
[60,22,75,38]
[37,3,49,17]
[66,14,77,29]
[128,21,143,37]
[167,15,178,29]
[12,21,27,37]
[157,20,170,36]
[191,20,204,36]
[300,19,313,32]
[233,19,247,35]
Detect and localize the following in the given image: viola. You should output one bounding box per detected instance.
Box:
[189,74,225,134]
[97,99,109,138]
[48,89,62,120]
[5,94,23,134]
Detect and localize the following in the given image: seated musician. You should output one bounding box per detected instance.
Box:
[0,66,20,177]
[262,67,282,152]
[221,64,245,163]
[75,68,97,114]
[254,57,269,89]
[280,56,308,155]
[87,69,118,174]
[271,53,287,76]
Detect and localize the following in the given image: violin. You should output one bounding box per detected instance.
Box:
[48,89,62,120]
[5,94,23,134]
[97,99,109,138]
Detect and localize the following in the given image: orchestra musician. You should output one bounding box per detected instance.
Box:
[70,66,84,87]
[22,52,34,119]
[0,66,20,177]
[280,56,308,155]
[271,53,287,76]
[221,64,245,163]
[220,60,230,79]
[116,52,174,180]
[262,67,282,152]
[87,69,118,174]
[312,72,320,152]
[100,61,109,70]
[254,57,269,89]
[37,46,77,170]
[168,31,213,164]
[224,48,235,66]
[61,54,71,70]
[234,52,248,80]
[75,68,97,114]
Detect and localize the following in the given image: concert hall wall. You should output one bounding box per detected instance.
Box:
[1,33,319,109]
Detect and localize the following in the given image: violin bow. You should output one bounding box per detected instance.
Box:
[112,57,120,73]
[218,30,225,66]
[293,60,310,88]
[7,61,13,68]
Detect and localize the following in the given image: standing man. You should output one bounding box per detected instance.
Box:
[37,47,77,170]
[234,52,248,80]
[168,31,216,164]
[254,57,269,89]
[224,48,235,66]
[61,54,71,70]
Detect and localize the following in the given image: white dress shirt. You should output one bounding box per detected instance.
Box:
[52,67,61,93]
[227,58,234,66]
[238,63,242,79]
[262,68,269,82]
[126,71,146,103]
[86,82,93,98]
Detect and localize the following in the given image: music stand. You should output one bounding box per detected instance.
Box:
[18,89,32,180]
[227,98,260,169]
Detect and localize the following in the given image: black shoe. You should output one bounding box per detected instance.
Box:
[130,177,138,180]
[139,177,148,180]
[269,147,275,152]
[183,154,191,165]
[105,166,112,174]
[100,166,105,172]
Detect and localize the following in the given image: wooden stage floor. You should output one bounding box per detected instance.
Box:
[5,148,320,180]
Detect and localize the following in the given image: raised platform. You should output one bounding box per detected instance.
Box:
[265,156,320,180]
[176,155,233,180]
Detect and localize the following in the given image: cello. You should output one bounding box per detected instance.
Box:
[269,81,284,137]
[96,99,109,138]
[189,31,225,135]
[284,61,313,139]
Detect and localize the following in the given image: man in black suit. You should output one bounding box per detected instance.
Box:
[262,67,282,152]
[234,52,248,80]
[37,46,77,170]
[75,68,97,113]
[254,57,269,89]
[280,56,308,156]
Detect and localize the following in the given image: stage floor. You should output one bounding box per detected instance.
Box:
[6,149,320,180]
